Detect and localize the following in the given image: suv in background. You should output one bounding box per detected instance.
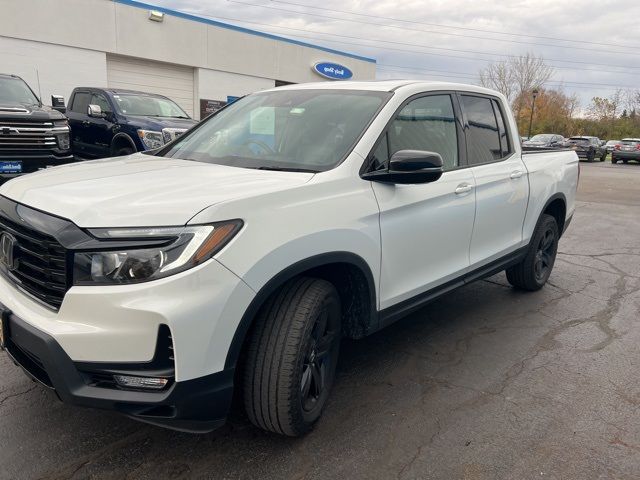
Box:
[0,73,73,180]
[522,134,566,149]
[66,88,197,158]
[611,138,640,164]
[604,140,621,153]
[566,136,607,162]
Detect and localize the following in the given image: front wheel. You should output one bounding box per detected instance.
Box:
[243,277,341,436]
[600,152,607,162]
[506,214,559,291]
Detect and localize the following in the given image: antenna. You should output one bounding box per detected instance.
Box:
[35,68,42,104]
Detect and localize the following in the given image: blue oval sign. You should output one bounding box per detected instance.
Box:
[313,62,353,81]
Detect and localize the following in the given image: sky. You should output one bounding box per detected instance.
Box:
[151,0,640,111]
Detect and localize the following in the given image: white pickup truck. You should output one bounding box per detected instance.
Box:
[0,81,578,435]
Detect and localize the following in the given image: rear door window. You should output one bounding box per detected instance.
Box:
[461,95,502,164]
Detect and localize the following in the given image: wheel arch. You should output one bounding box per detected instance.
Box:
[541,193,567,236]
[224,252,378,370]
[110,132,137,155]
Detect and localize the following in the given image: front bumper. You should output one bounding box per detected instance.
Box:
[2,309,233,432]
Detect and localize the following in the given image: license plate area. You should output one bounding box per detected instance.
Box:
[0,161,22,174]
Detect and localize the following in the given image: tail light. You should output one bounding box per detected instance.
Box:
[614,144,621,150]
[636,144,640,151]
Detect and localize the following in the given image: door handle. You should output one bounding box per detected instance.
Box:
[455,183,473,195]
[510,170,524,179]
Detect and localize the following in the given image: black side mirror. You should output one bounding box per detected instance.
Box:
[51,95,66,113]
[362,150,444,184]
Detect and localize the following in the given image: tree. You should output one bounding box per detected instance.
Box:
[479,53,554,113]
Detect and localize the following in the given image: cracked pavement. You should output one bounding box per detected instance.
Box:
[1,161,640,479]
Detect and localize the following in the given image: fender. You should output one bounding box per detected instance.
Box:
[223,251,378,370]
[539,192,568,234]
[110,132,137,154]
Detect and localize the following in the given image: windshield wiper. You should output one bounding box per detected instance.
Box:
[254,166,320,173]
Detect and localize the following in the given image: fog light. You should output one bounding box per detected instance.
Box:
[113,375,169,390]
[57,132,70,150]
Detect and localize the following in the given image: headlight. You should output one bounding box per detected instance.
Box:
[56,132,70,150]
[73,220,242,285]
[137,129,165,150]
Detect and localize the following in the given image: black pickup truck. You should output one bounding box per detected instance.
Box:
[0,73,74,180]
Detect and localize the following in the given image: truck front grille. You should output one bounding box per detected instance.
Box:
[0,214,69,310]
[0,120,64,152]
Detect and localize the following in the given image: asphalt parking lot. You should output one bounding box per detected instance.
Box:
[1,161,640,480]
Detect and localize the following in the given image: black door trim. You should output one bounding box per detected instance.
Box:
[377,245,527,329]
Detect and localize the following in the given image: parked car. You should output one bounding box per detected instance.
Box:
[522,134,566,149]
[611,138,640,164]
[66,87,197,158]
[566,136,607,162]
[604,140,621,153]
[0,73,73,180]
[0,81,579,436]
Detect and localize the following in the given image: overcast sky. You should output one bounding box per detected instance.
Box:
[152,0,640,110]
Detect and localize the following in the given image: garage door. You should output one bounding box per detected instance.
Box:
[106,55,195,117]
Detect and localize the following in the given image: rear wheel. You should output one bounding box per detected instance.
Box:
[506,214,559,291]
[600,152,607,162]
[243,277,341,436]
[611,157,617,164]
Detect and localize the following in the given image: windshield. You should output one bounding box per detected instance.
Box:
[112,93,189,118]
[0,77,40,105]
[529,134,554,142]
[161,89,391,172]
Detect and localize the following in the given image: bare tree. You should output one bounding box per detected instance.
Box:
[479,62,514,102]
[479,53,554,112]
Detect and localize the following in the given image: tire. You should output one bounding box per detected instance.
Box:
[114,147,134,156]
[243,277,342,436]
[506,214,559,291]
[611,157,617,164]
[587,150,595,162]
[600,152,606,162]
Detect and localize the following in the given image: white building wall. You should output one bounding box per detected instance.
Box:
[196,69,275,106]
[0,0,376,83]
[0,0,376,118]
[0,36,107,105]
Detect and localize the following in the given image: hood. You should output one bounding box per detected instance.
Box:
[124,115,197,130]
[0,153,314,227]
[0,102,66,121]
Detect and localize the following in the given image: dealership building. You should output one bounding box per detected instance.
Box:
[0,0,377,119]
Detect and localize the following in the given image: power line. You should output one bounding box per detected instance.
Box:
[227,0,640,56]
[270,0,640,51]
[377,64,639,90]
[191,10,640,75]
